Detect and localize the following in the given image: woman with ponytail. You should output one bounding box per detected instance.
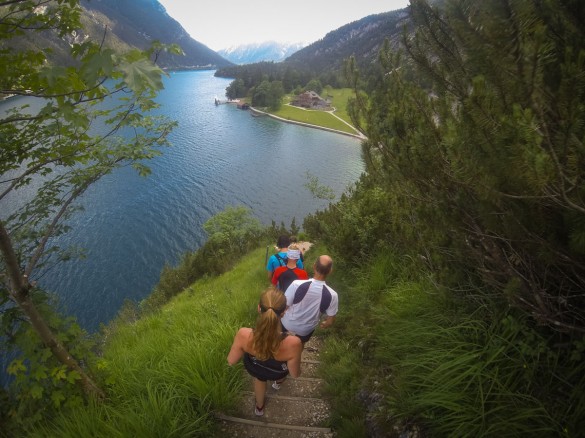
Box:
[227,287,302,416]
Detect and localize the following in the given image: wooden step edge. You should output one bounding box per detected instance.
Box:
[215,413,332,433]
[301,359,321,364]
[243,391,326,403]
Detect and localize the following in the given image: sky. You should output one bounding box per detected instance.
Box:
[156,0,410,51]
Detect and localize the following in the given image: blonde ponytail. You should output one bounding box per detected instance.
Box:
[252,287,286,360]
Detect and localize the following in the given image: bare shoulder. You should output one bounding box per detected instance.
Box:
[237,327,253,337]
[235,327,253,344]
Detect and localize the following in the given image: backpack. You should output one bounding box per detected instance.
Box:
[292,281,332,314]
[276,267,305,293]
[274,253,287,267]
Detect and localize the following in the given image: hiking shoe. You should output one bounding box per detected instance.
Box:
[254,405,264,416]
[271,381,281,390]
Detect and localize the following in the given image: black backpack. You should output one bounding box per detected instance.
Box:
[292,281,332,314]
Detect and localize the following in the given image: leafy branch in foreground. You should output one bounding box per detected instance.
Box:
[0,0,177,404]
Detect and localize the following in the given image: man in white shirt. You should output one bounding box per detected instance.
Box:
[280,255,338,344]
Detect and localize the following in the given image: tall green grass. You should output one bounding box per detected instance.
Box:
[373,288,560,437]
[320,339,368,437]
[322,250,582,436]
[32,248,270,437]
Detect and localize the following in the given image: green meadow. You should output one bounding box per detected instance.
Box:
[270,89,361,136]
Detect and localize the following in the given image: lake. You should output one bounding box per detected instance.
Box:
[1,70,364,333]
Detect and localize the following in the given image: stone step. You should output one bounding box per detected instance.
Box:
[301,344,322,363]
[228,391,331,427]
[300,360,320,378]
[215,335,331,438]
[216,413,333,437]
[246,376,325,398]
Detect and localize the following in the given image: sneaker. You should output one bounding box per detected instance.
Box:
[254,405,264,416]
[271,381,281,390]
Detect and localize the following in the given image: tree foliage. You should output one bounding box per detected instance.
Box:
[342,0,585,333]
[225,78,246,99]
[143,206,268,310]
[0,0,177,409]
[303,1,585,433]
[217,61,343,101]
[305,79,323,95]
[250,79,284,110]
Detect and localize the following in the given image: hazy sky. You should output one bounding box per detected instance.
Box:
[157,0,410,51]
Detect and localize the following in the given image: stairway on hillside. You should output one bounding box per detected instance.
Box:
[216,336,333,437]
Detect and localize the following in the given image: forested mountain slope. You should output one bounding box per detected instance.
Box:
[2,0,232,69]
[80,0,232,69]
[285,9,408,73]
[215,9,408,82]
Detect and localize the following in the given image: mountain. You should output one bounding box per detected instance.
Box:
[215,8,409,81]
[285,9,409,73]
[80,0,233,69]
[218,41,306,64]
[5,0,232,70]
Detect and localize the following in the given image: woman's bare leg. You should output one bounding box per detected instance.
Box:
[254,378,267,409]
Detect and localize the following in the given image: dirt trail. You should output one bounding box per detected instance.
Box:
[216,336,333,437]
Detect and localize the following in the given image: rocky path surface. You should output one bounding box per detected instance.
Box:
[216,336,333,437]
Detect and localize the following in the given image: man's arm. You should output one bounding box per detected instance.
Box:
[266,256,274,280]
[319,315,336,329]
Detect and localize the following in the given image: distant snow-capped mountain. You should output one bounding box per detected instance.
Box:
[218,41,306,64]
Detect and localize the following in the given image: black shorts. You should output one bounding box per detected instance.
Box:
[243,353,289,382]
[280,323,314,344]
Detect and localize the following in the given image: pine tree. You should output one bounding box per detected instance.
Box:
[348,0,585,332]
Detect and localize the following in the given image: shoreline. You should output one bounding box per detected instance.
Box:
[248,106,367,140]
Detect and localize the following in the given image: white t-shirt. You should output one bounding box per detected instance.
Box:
[280,279,338,336]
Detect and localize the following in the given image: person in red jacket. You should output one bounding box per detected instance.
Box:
[271,243,309,293]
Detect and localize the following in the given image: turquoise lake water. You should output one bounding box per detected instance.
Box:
[1,70,364,332]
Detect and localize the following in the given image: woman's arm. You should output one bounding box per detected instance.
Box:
[227,328,251,365]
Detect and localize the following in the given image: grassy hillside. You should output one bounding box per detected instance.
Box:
[33,247,278,436]
[25,237,583,436]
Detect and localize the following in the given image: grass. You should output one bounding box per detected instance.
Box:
[25,243,583,437]
[268,88,361,136]
[33,247,272,437]
[322,250,577,437]
[322,87,355,125]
